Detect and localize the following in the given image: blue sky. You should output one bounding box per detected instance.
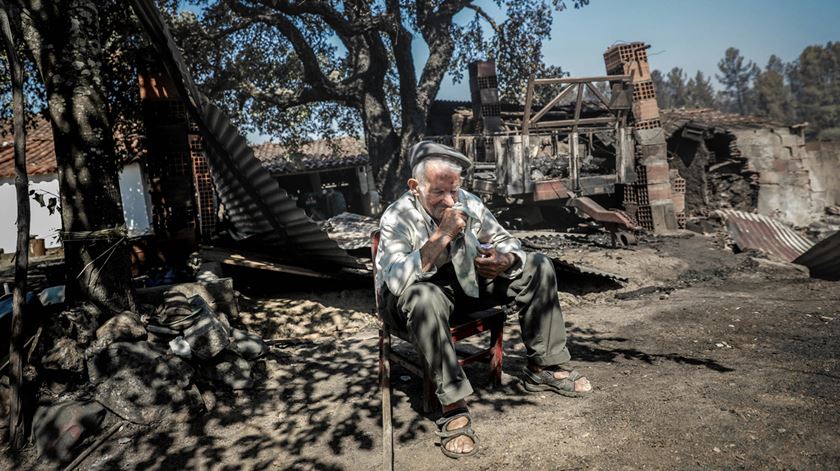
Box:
[435,0,840,99]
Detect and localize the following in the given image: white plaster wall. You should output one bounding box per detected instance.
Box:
[119,162,153,237]
[0,174,62,253]
[0,164,153,254]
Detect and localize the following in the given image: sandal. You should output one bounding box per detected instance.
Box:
[435,407,479,459]
[522,365,590,397]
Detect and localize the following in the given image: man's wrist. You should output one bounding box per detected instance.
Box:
[503,252,517,271]
[434,227,457,243]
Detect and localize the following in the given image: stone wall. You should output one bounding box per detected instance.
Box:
[731,127,815,227]
[805,140,840,213]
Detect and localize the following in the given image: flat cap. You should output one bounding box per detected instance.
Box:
[408,140,472,171]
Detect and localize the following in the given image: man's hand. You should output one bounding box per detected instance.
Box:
[421,207,466,272]
[474,246,515,280]
[437,207,467,239]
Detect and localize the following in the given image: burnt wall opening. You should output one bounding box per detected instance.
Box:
[667,126,759,216]
[704,132,759,213]
[667,132,710,215]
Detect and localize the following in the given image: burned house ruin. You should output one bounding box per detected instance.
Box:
[426,43,683,234]
[426,43,839,238]
[661,108,840,232]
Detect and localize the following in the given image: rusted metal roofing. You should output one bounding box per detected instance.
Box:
[253,138,368,175]
[0,117,57,178]
[715,209,814,262]
[130,0,361,269]
[660,108,785,136]
[793,231,840,280]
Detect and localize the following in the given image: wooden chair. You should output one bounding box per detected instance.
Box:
[373,229,507,469]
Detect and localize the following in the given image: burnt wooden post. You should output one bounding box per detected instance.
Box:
[0,0,28,448]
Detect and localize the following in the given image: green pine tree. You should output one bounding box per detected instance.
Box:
[650,69,671,109]
[754,55,792,123]
[716,47,758,115]
[788,42,840,139]
[666,67,688,108]
[686,70,716,108]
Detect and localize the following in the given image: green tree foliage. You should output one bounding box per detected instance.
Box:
[686,70,715,108]
[650,68,670,109]
[788,42,840,139]
[0,0,151,145]
[665,67,688,108]
[753,55,792,123]
[651,68,714,109]
[716,47,759,115]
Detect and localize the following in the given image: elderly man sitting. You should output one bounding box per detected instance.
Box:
[375,141,592,458]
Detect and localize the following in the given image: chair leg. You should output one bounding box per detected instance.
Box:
[380,327,394,471]
[489,321,504,388]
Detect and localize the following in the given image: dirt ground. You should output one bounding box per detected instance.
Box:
[4,230,840,470]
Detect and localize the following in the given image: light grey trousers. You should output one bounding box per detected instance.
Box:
[381,252,571,405]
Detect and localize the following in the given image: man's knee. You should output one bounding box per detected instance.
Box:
[525,253,556,282]
[399,282,450,326]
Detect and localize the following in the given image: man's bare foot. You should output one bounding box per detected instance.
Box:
[528,365,592,393]
[441,400,476,455]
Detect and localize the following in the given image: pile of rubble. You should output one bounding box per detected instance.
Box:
[806,205,840,241]
[29,265,267,462]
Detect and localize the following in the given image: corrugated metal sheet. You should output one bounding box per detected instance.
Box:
[715,209,814,262]
[130,0,360,268]
[793,231,840,280]
[552,259,628,284]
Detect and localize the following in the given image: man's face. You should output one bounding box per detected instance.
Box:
[409,162,461,222]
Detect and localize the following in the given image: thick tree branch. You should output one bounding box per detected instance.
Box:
[415,0,431,27]
[242,81,352,108]
[262,0,394,39]
[436,0,472,18]
[269,0,393,93]
[464,3,500,34]
[416,16,457,113]
[386,0,420,128]
[226,0,346,100]
[207,16,260,40]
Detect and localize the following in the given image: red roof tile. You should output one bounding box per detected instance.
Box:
[0,117,147,178]
[253,137,368,174]
[0,116,57,178]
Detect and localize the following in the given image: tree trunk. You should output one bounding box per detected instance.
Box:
[0,0,27,449]
[18,0,135,314]
[361,90,405,203]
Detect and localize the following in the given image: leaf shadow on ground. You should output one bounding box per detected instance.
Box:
[565,324,736,373]
[63,294,738,470]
